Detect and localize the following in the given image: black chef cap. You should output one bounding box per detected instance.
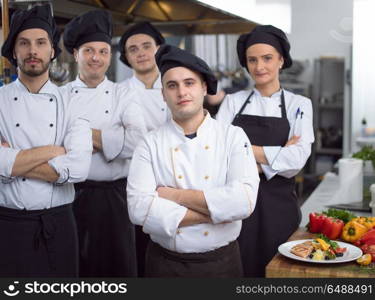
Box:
[1,4,61,66]
[119,21,165,67]
[237,25,292,70]
[155,44,217,95]
[63,10,112,54]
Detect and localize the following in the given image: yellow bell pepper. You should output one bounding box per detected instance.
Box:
[341,220,368,243]
[352,217,375,230]
[315,238,330,251]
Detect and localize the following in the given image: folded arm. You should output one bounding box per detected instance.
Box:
[100,93,147,162]
[127,139,192,238]
[261,100,314,179]
[48,117,92,184]
[203,128,259,224]
[11,145,64,177]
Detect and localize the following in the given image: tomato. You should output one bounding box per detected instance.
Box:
[334,247,347,254]
[357,254,372,266]
[361,244,375,262]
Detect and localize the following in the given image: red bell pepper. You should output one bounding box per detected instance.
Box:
[357,228,375,245]
[309,213,327,233]
[321,217,344,240]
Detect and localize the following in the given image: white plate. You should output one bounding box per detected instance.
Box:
[278,239,363,264]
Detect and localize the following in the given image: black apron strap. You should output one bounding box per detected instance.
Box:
[234,90,286,119]
[234,90,254,118]
[280,90,287,119]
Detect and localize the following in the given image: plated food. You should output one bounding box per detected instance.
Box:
[278,237,363,264]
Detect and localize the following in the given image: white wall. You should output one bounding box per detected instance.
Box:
[352,0,375,151]
[289,0,353,84]
[289,0,353,156]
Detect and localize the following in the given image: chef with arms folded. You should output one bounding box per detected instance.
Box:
[118,21,170,276]
[127,44,259,277]
[0,4,92,277]
[216,25,314,277]
[62,10,146,277]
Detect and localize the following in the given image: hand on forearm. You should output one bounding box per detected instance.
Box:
[23,163,59,182]
[252,145,268,165]
[157,186,210,215]
[179,209,212,227]
[11,145,66,177]
[92,129,103,152]
[284,135,300,147]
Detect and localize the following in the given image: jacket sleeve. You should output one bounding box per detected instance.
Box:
[215,93,236,124]
[0,132,19,182]
[101,89,147,162]
[203,127,260,224]
[127,137,187,237]
[262,98,314,179]
[48,117,92,184]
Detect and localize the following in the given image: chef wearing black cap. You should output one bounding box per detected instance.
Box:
[118,21,169,276]
[62,10,146,277]
[118,21,169,131]
[216,25,314,277]
[0,4,92,277]
[127,45,259,277]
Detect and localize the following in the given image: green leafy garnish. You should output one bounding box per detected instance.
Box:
[352,146,375,168]
[322,208,357,223]
[317,233,339,250]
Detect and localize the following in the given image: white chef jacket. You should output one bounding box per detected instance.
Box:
[0,79,92,210]
[127,112,259,253]
[119,74,170,132]
[216,88,314,180]
[62,77,147,181]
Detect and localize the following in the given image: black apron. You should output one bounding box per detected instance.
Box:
[73,178,137,277]
[232,90,301,277]
[0,203,78,277]
[145,240,243,278]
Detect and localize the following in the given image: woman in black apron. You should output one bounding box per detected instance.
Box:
[216,25,314,277]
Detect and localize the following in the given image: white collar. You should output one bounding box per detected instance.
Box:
[131,73,162,89]
[170,110,212,138]
[15,78,57,95]
[253,87,283,99]
[71,76,110,90]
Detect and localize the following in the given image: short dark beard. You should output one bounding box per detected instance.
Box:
[18,57,51,77]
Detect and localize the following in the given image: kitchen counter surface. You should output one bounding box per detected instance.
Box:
[266,228,375,278]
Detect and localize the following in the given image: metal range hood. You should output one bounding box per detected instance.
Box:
[51,0,257,36]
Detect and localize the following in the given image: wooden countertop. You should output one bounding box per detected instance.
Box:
[265,228,375,278]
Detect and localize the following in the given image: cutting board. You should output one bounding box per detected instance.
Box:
[265,228,375,278]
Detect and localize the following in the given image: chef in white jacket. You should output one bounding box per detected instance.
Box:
[118,21,169,131]
[118,21,169,276]
[0,5,92,277]
[216,25,315,277]
[62,10,146,277]
[127,45,259,277]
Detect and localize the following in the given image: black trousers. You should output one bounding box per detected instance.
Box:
[135,225,149,277]
[0,203,78,277]
[74,178,137,277]
[145,240,243,278]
